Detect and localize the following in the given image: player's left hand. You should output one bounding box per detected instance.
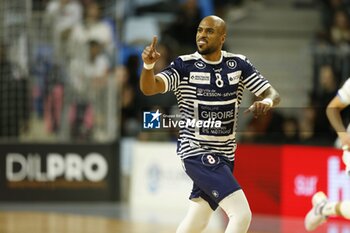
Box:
[244,100,272,118]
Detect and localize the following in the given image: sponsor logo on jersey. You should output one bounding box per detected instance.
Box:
[212,190,220,198]
[189,72,211,84]
[227,71,242,85]
[197,88,237,97]
[194,61,206,69]
[163,69,173,76]
[226,59,237,69]
[197,88,221,97]
[198,103,235,136]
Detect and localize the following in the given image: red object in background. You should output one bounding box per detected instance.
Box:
[235,144,283,215]
[281,146,331,216]
[235,144,346,217]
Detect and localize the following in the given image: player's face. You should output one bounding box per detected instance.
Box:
[196,21,224,55]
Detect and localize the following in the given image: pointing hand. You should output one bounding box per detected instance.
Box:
[142,36,161,66]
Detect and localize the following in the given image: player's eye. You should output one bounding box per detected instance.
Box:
[207,29,214,34]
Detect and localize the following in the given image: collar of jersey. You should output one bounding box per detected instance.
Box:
[195,51,223,65]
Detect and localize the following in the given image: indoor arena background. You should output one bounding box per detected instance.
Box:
[0,0,350,232]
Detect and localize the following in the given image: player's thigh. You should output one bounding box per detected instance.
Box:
[186,197,214,220]
[176,197,214,233]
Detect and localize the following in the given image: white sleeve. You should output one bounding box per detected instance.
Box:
[156,59,182,93]
[156,73,169,93]
[338,78,350,104]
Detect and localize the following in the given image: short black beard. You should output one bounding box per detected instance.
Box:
[198,46,216,55]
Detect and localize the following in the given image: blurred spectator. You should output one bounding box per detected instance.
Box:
[319,0,346,30]
[299,102,335,145]
[214,0,242,18]
[33,0,50,11]
[134,0,178,15]
[69,1,114,60]
[68,39,111,141]
[119,54,142,137]
[45,0,82,60]
[299,104,317,143]
[241,106,285,144]
[162,0,201,53]
[311,65,339,143]
[125,54,141,88]
[281,116,301,144]
[313,64,339,102]
[121,83,140,137]
[330,9,350,46]
[86,40,111,140]
[32,48,53,119]
[0,43,29,138]
[313,1,350,84]
[43,64,65,134]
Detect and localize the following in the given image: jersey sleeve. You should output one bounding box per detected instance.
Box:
[338,78,350,104]
[240,57,271,96]
[156,57,182,93]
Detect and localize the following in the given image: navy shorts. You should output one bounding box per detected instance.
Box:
[182,153,241,210]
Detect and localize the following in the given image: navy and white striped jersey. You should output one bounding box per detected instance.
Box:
[157,51,270,161]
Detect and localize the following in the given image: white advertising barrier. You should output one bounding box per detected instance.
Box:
[129,141,224,229]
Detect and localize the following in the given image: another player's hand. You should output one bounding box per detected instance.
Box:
[244,100,272,118]
[340,132,350,176]
[339,132,350,151]
[142,36,161,65]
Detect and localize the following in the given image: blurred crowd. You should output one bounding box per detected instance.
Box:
[241,0,350,146]
[1,0,350,146]
[1,0,118,142]
[0,0,238,142]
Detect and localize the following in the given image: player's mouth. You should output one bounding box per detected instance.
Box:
[197,39,207,46]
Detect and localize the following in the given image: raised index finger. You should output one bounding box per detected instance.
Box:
[150,36,158,49]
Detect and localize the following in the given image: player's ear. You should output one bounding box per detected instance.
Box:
[221,33,226,44]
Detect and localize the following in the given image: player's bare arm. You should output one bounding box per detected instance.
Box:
[140,36,165,96]
[245,86,281,117]
[326,96,350,148]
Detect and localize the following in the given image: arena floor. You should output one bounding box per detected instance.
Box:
[0,202,349,233]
